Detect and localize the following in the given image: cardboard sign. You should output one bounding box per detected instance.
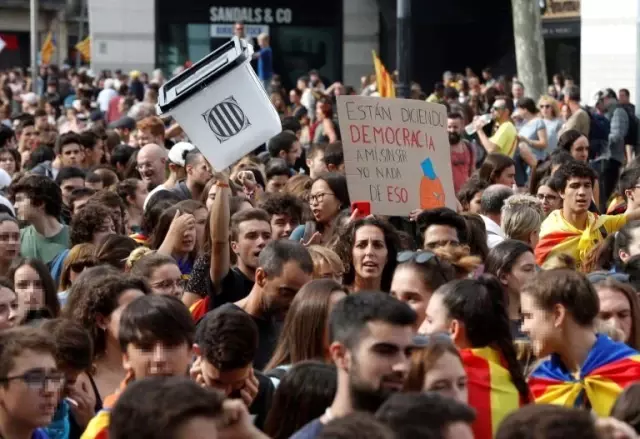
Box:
[336,96,454,216]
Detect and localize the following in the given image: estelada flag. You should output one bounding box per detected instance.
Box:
[372,50,395,98]
[76,36,91,61]
[528,334,640,416]
[40,31,55,65]
[461,347,527,439]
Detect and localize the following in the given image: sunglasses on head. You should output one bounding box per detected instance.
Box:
[397,250,438,264]
[586,272,630,284]
[413,332,453,347]
[70,260,96,273]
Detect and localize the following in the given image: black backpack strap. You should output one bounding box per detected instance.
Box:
[599,224,608,240]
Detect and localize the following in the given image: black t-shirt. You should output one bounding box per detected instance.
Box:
[219,303,281,371]
[249,371,275,430]
[186,255,254,309]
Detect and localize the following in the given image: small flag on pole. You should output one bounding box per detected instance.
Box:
[75,36,91,61]
[40,31,55,65]
[372,50,395,98]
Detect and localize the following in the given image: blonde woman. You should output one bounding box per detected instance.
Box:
[538,95,562,151]
[501,194,544,247]
[307,245,345,283]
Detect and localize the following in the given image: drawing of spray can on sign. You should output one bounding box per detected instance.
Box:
[419,158,445,209]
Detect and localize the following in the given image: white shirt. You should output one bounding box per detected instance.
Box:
[481,214,506,249]
[143,184,166,210]
[97,88,117,112]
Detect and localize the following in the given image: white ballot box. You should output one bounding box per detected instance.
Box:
[156,37,281,170]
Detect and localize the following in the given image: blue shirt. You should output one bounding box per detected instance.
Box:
[290,418,324,439]
[257,47,273,81]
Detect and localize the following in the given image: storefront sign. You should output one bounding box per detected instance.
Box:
[542,0,580,20]
[210,7,293,24]
[210,24,269,38]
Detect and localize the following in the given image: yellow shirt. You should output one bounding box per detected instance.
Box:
[490,122,518,157]
[536,210,627,271]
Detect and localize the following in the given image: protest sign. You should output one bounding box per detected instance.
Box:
[336,95,454,216]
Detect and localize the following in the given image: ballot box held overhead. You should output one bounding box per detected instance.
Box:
[157,37,281,170]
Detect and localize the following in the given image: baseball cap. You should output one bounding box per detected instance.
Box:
[21,92,38,106]
[107,116,136,130]
[168,142,195,167]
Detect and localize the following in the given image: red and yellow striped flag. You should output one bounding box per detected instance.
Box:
[372,50,395,98]
[40,31,55,65]
[76,36,91,61]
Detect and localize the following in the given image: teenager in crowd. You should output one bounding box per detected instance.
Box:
[457,176,488,214]
[524,269,640,415]
[501,194,544,247]
[116,178,147,233]
[258,192,304,240]
[70,203,116,247]
[590,276,640,350]
[291,292,416,439]
[265,279,348,379]
[535,175,563,217]
[0,278,18,331]
[307,245,345,282]
[477,153,516,187]
[418,207,468,251]
[8,257,59,322]
[57,243,96,306]
[557,129,601,210]
[128,248,185,298]
[0,214,20,278]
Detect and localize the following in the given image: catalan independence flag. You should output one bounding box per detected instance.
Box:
[460,347,525,439]
[40,31,55,65]
[528,334,640,416]
[81,373,133,439]
[535,210,626,271]
[372,50,395,98]
[189,296,210,322]
[76,36,91,61]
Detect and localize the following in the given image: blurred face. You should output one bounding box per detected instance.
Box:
[231,220,272,270]
[597,287,632,343]
[0,220,20,263]
[496,165,516,187]
[266,175,289,193]
[60,143,84,167]
[561,177,593,214]
[14,193,39,222]
[343,321,414,412]
[200,360,251,397]
[423,225,459,251]
[148,263,184,298]
[21,125,38,149]
[285,142,302,167]
[258,260,311,320]
[234,23,245,37]
[14,265,45,315]
[422,351,468,403]
[422,293,451,335]
[491,100,509,122]
[619,227,640,263]
[512,84,524,99]
[468,191,483,214]
[0,286,18,331]
[92,217,115,246]
[289,90,301,105]
[536,185,562,216]
[102,289,146,343]
[570,136,589,162]
[270,213,299,240]
[72,196,91,215]
[137,149,166,188]
[307,151,328,179]
[0,152,16,175]
[501,252,536,296]
[124,340,191,380]
[352,225,388,283]
[520,293,560,358]
[187,155,213,187]
[88,141,105,166]
[391,265,432,329]
[309,180,341,224]
[539,100,554,119]
[60,177,85,206]
[0,350,61,429]
[135,130,162,149]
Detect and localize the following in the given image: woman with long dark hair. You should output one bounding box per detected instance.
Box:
[335,217,400,293]
[477,153,516,187]
[421,275,530,439]
[8,257,60,322]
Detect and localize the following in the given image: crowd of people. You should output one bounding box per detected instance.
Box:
[2,54,640,439]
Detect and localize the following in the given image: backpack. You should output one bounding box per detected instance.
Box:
[584,107,610,160]
[622,104,639,147]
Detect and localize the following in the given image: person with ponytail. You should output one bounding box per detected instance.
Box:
[420,275,529,439]
[524,269,640,417]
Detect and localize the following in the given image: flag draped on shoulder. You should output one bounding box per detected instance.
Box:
[40,31,55,65]
[528,334,640,416]
[460,347,525,439]
[76,36,91,61]
[372,50,395,98]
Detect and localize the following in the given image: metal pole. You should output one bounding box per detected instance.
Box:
[76,0,87,68]
[30,0,38,93]
[395,0,411,99]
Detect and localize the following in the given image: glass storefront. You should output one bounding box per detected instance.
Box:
[156,1,342,89]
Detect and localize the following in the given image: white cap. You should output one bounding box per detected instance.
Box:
[104,78,115,89]
[0,169,11,191]
[168,142,195,167]
[21,92,38,106]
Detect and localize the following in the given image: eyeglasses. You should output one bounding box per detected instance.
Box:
[536,193,558,202]
[0,369,65,391]
[424,240,460,250]
[491,105,506,111]
[309,192,334,205]
[70,260,96,273]
[586,272,630,284]
[151,278,187,291]
[397,250,438,264]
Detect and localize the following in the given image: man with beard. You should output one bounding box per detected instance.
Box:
[168,149,213,201]
[224,239,313,370]
[291,292,416,439]
[448,112,475,193]
[136,143,167,191]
